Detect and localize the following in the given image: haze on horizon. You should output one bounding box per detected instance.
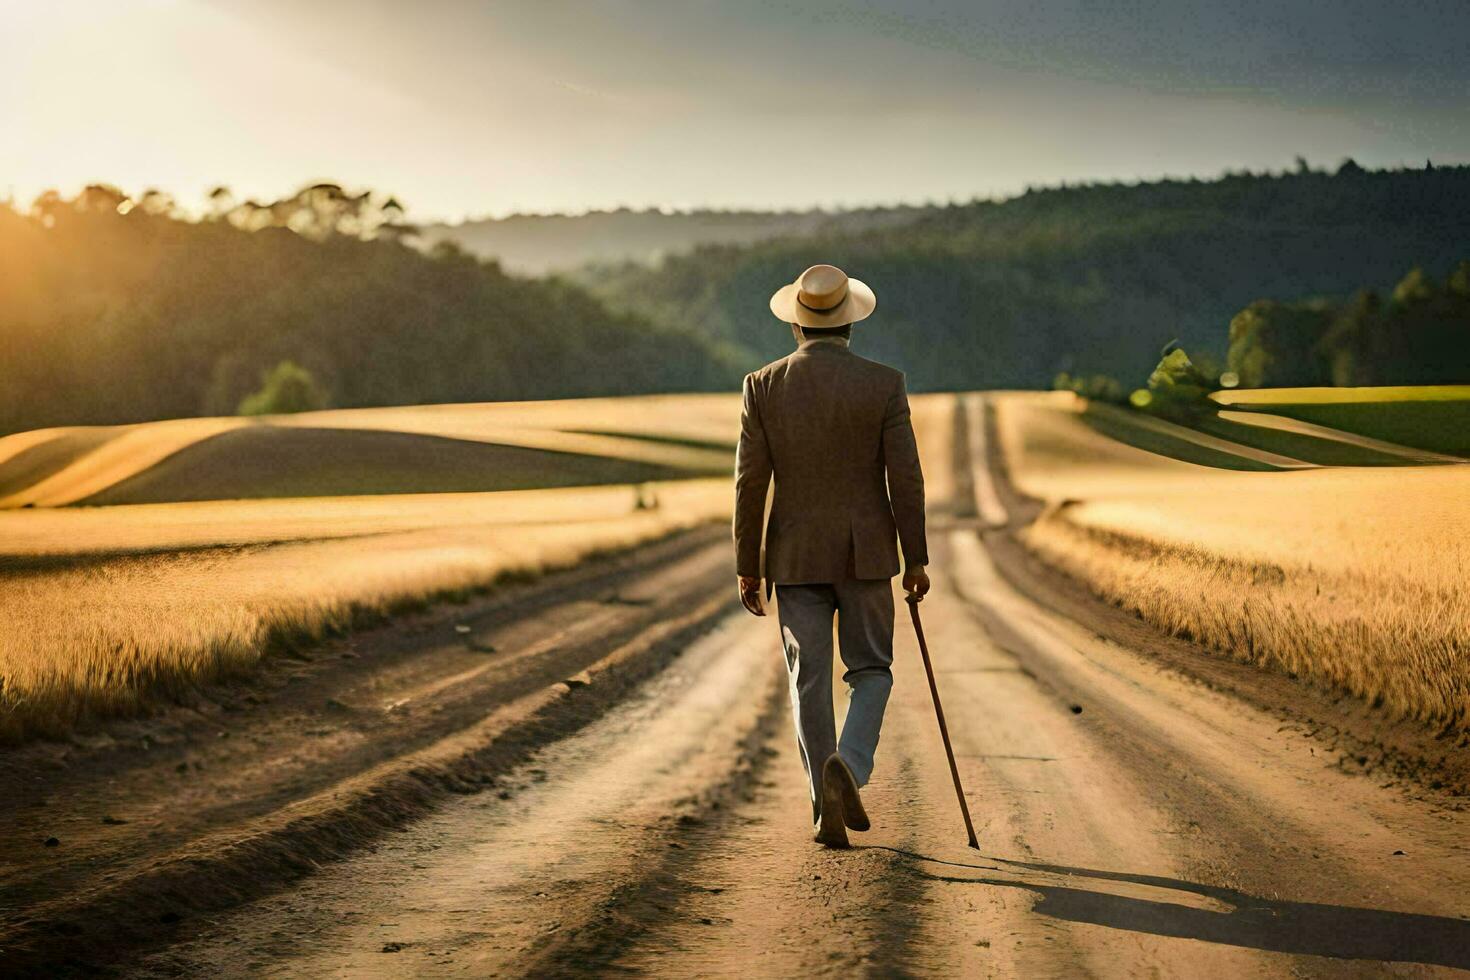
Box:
[5,0,1468,222]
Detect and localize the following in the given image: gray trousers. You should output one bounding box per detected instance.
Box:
[776,578,895,821]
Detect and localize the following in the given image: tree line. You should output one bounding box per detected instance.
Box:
[586,162,1470,393]
[1226,263,1470,388]
[5,164,1466,438]
[0,184,741,436]
[1058,259,1470,423]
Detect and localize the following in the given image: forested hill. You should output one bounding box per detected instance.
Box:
[0,189,741,436]
[420,204,926,275]
[585,164,1470,392]
[8,165,1466,437]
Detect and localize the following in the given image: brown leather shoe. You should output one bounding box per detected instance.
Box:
[813,754,850,848]
[827,754,870,832]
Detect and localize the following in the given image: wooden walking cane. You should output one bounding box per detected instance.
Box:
[905,593,980,850]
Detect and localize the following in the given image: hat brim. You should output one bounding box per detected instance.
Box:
[769,277,876,327]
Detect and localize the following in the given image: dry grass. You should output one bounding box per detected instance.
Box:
[1211,386,1470,458]
[0,390,955,742]
[0,482,724,558]
[996,392,1470,732]
[910,393,957,509]
[275,394,743,452]
[1023,510,1470,731]
[0,480,731,742]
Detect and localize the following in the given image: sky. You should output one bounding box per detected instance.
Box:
[4,0,1468,221]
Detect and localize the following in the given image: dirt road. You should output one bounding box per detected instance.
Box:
[7,396,1469,977]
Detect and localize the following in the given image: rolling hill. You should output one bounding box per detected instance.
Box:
[0,396,740,508]
[587,163,1470,392]
[419,205,927,275]
[0,192,742,437]
[9,165,1467,442]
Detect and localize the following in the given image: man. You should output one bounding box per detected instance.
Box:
[734,263,930,849]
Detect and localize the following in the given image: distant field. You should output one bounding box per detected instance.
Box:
[84,427,699,505]
[0,395,741,508]
[1212,385,1470,457]
[997,392,1470,732]
[1078,400,1301,471]
[1215,385,1470,405]
[1190,413,1414,466]
[1073,387,1468,468]
[1079,394,1466,470]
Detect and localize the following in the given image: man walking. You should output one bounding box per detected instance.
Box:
[734,263,930,849]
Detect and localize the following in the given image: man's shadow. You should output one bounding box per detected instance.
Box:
[860,846,1470,970]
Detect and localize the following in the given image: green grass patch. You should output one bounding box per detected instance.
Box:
[1214,387,1470,456]
[1191,415,1409,466]
[1213,384,1470,406]
[1256,402,1470,456]
[1079,405,1279,471]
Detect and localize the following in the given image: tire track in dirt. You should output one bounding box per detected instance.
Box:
[894,543,1286,978]
[614,557,1268,978]
[948,529,1470,973]
[606,661,934,979]
[1,527,740,977]
[125,611,787,978]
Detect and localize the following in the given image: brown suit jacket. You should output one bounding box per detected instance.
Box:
[733,340,927,586]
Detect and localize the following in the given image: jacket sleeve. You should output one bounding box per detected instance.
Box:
[882,372,928,568]
[733,372,773,578]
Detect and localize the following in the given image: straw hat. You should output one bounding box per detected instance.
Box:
[769,264,876,327]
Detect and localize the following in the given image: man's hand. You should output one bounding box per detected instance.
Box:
[738,575,766,616]
[902,565,931,601]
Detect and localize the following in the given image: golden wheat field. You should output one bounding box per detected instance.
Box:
[0,393,954,742]
[0,395,742,508]
[996,392,1470,731]
[0,480,732,741]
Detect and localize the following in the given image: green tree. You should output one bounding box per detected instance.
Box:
[1319,290,1382,386]
[1449,260,1470,296]
[1392,267,1433,305]
[590,163,1470,393]
[1315,265,1470,386]
[1137,348,1216,421]
[1226,300,1333,388]
[0,182,740,436]
[237,361,329,416]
